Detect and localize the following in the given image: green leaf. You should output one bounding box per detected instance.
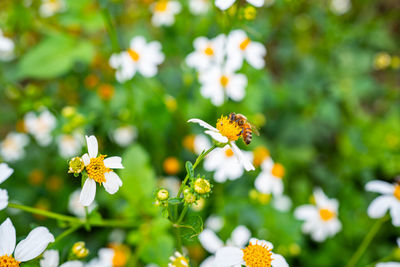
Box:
[178,213,203,241]
[185,161,194,178]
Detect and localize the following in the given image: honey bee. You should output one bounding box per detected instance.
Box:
[228,112,259,145]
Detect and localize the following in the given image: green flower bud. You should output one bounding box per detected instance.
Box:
[68,157,85,174]
[194,178,211,195]
[157,189,169,201]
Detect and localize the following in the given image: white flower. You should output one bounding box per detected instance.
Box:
[0,218,54,264]
[365,180,400,227]
[226,29,267,71]
[0,163,13,211]
[57,133,83,158]
[112,126,137,147]
[150,0,182,27]
[254,157,285,196]
[39,0,67,17]
[273,195,292,212]
[194,134,212,155]
[0,29,14,61]
[199,64,247,106]
[215,0,264,11]
[214,238,288,267]
[186,35,226,71]
[109,36,164,83]
[188,117,254,171]
[158,176,181,196]
[330,0,351,15]
[24,109,57,146]
[79,135,124,206]
[199,225,250,267]
[40,249,82,267]
[204,215,224,232]
[68,189,96,217]
[0,132,29,162]
[189,0,210,15]
[294,188,342,242]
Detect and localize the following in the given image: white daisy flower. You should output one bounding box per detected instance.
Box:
[189,0,210,15]
[199,225,251,267]
[0,132,29,162]
[0,218,54,264]
[186,35,226,71]
[150,0,182,27]
[40,249,82,267]
[112,125,137,147]
[39,0,67,17]
[68,189,96,218]
[215,0,264,11]
[254,157,285,196]
[0,29,14,61]
[79,135,124,206]
[169,251,189,267]
[57,133,83,158]
[198,64,247,106]
[226,29,267,71]
[24,109,57,146]
[365,180,400,227]
[330,0,351,15]
[214,238,288,267]
[294,188,342,242]
[188,116,255,171]
[109,36,164,83]
[0,163,13,211]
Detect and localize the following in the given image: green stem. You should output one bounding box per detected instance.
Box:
[345,216,389,267]
[174,227,183,253]
[48,224,83,248]
[176,205,189,224]
[100,4,120,52]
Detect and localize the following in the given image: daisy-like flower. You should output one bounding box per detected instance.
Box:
[1,132,29,162]
[0,29,14,61]
[215,0,264,11]
[79,135,124,206]
[88,244,130,267]
[214,238,288,267]
[199,225,251,267]
[0,163,13,210]
[39,0,67,17]
[198,65,247,106]
[68,189,96,218]
[188,116,255,171]
[109,36,164,83]
[150,0,182,27]
[365,180,400,227]
[189,0,210,15]
[40,249,82,267]
[294,188,342,242]
[57,133,83,158]
[168,251,189,267]
[0,218,55,265]
[254,157,285,196]
[24,109,57,146]
[112,126,137,147]
[226,30,267,71]
[186,35,226,71]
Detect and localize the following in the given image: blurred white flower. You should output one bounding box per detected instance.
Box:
[0,218,54,264]
[109,36,164,83]
[199,64,247,106]
[189,0,210,15]
[330,0,351,15]
[194,134,212,155]
[80,135,124,206]
[68,189,96,217]
[0,163,13,211]
[294,188,342,242]
[204,214,224,232]
[273,195,292,212]
[40,249,82,267]
[226,29,266,71]
[39,0,67,17]
[254,158,285,196]
[159,176,181,196]
[214,238,288,267]
[24,109,57,146]
[0,29,14,61]
[186,35,226,71]
[150,0,182,27]
[112,125,137,147]
[365,180,400,227]
[1,132,29,162]
[215,0,264,11]
[57,133,83,158]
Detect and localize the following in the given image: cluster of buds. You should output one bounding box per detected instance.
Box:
[71,241,89,259]
[182,175,213,205]
[154,188,170,207]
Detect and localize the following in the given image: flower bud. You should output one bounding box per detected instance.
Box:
[184,191,196,204]
[194,178,211,195]
[68,157,85,174]
[244,6,257,20]
[72,241,89,259]
[157,189,169,201]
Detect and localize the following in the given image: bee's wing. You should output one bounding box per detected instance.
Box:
[249,123,260,136]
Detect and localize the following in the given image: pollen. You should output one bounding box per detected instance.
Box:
[225,148,234,157]
[242,242,273,267]
[216,116,242,142]
[204,46,214,56]
[0,254,20,267]
[271,163,285,179]
[220,75,229,87]
[155,1,168,12]
[394,185,400,201]
[127,49,140,62]
[319,208,335,221]
[86,155,111,185]
[239,38,251,51]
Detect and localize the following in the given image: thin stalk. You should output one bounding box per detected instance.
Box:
[100,5,120,52]
[174,227,183,253]
[176,205,189,224]
[48,224,83,248]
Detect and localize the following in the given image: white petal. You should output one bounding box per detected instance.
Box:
[271,253,289,267]
[230,225,251,248]
[85,135,98,158]
[0,163,13,184]
[199,256,215,267]
[198,229,224,253]
[79,178,97,206]
[247,0,264,7]
[231,143,255,171]
[0,189,9,210]
[214,247,244,266]
[294,205,318,220]
[188,118,218,131]
[40,250,59,267]
[367,195,394,218]
[15,227,55,262]
[375,263,400,267]
[103,156,124,169]
[82,153,90,166]
[365,180,394,195]
[103,172,123,194]
[215,0,236,10]
[204,130,228,143]
[390,202,400,227]
[0,218,16,256]
[60,261,84,267]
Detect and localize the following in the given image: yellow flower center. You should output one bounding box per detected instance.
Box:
[171,256,189,267]
[155,1,168,12]
[225,148,234,157]
[242,242,273,267]
[0,255,20,267]
[271,163,285,178]
[319,208,335,221]
[86,155,111,185]
[220,75,229,87]
[216,115,242,142]
[204,46,214,56]
[127,49,140,62]
[239,38,251,51]
[253,146,270,167]
[394,185,400,201]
